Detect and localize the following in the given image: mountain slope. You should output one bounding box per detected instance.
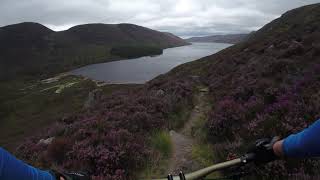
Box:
[0,23,188,80]
[14,3,320,180]
[164,3,320,178]
[0,23,54,79]
[185,34,248,44]
[0,22,53,49]
[54,23,187,48]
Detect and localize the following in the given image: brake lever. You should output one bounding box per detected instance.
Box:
[179,171,186,180]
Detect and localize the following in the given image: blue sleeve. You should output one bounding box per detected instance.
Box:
[283,120,320,158]
[0,147,56,180]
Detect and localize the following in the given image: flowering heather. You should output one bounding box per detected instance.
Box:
[17,77,195,180]
[202,10,320,178]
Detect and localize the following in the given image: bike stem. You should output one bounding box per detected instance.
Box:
[148,153,256,180]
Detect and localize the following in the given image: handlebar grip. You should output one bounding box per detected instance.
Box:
[179,171,186,180]
[167,174,173,180]
[241,153,256,164]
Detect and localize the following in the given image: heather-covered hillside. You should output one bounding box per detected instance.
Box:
[15,3,320,180]
[17,75,196,180]
[168,3,320,179]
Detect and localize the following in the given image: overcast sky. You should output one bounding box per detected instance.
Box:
[0,0,319,38]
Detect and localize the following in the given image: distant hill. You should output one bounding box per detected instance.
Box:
[0,22,189,80]
[185,34,249,44]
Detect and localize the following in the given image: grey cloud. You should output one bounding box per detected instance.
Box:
[0,0,319,37]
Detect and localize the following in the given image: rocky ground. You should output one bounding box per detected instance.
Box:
[168,86,212,175]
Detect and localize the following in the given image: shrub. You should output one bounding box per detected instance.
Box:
[207,97,246,141]
[150,131,172,158]
[191,143,214,166]
[206,61,320,179]
[47,138,71,163]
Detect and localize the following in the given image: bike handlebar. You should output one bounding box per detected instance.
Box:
[147,153,256,180]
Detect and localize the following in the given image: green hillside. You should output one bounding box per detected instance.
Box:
[0,23,189,80]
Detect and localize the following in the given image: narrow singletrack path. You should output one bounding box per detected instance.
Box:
[168,86,211,174]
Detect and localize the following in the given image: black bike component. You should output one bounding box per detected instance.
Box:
[240,153,256,164]
[167,174,174,180]
[179,171,186,180]
[250,136,280,163]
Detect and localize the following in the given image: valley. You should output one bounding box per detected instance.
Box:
[0,23,188,81]
[0,2,320,180]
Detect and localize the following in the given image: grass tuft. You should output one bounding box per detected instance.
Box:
[192,143,214,167]
[140,131,172,179]
[168,105,192,130]
[150,131,172,158]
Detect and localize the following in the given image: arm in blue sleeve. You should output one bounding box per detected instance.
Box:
[0,147,56,180]
[283,120,320,158]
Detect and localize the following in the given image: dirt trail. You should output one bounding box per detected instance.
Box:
[168,87,210,174]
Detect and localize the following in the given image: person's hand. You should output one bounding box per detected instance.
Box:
[250,136,281,164]
[273,140,284,157]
